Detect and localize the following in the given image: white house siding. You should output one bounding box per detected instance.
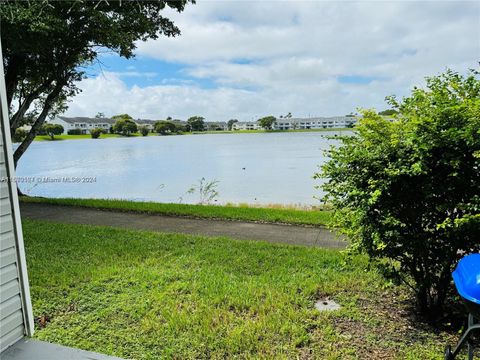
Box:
[0,119,29,353]
[274,116,356,130]
[0,42,34,354]
[233,117,356,131]
[232,122,261,131]
[49,117,114,134]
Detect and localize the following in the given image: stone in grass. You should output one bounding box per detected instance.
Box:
[315,299,341,311]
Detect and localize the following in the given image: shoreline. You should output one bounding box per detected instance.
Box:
[24,127,352,142]
[19,197,333,227]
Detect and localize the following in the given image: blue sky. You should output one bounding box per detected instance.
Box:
[67,1,479,121]
[86,55,218,89]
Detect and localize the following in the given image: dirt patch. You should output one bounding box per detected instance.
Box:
[334,289,460,359]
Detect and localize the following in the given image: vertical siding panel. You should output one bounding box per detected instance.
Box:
[0,36,33,354]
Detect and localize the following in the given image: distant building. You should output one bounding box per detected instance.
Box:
[232,121,262,131]
[49,116,115,134]
[48,115,357,135]
[231,116,356,131]
[274,116,357,130]
[206,122,228,131]
[135,119,156,131]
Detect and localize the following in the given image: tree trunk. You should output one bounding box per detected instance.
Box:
[13,81,65,167]
[9,80,52,132]
[17,186,26,197]
[5,55,23,108]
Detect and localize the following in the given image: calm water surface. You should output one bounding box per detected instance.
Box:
[16,132,347,205]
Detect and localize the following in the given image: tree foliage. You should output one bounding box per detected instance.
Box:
[378,109,398,116]
[187,116,205,131]
[138,125,150,136]
[1,0,192,166]
[227,119,238,130]
[90,128,102,139]
[12,128,26,143]
[258,116,276,130]
[67,128,82,135]
[317,69,480,315]
[154,120,177,135]
[112,114,134,121]
[113,118,137,136]
[42,123,64,140]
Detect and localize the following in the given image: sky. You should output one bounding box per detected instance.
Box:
[65,0,480,122]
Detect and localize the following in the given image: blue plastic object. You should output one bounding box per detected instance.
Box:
[452,253,480,305]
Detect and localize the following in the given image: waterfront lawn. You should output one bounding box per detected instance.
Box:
[33,133,155,141]
[186,127,351,135]
[20,197,332,226]
[24,220,453,359]
[31,127,351,142]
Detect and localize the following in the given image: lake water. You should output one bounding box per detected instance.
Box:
[15,131,347,205]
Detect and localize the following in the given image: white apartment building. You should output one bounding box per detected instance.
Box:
[232,116,356,131]
[232,121,262,131]
[49,116,115,134]
[275,116,357,130]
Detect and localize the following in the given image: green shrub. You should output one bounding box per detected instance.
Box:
[67,128,82,135]
[12,128,27,142]
[318,69,480,316]
[113,118,137,136]
[90,128,102,139]
[42,123,64,139]
[138,125,149,136]
[154,120,177,135]
[258,115,276,130]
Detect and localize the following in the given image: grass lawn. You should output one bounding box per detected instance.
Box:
[20,197,333,226]
[186,128,351,135]
[29,127,351,142]
[24,219,454,359]
[33,133,154,141]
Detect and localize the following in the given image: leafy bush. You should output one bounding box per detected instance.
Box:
[187,116,205,131]
[42,123,64,139]
[154,120,177,135]
[113,118,137,136]
[37,126,47,135]
[90,128,102,139]
[12,128,27,143]
[258,115,276,130]
[138,125,149,136]
[318,70,480,316]
[67,128,83,135]
[378,109,398,116]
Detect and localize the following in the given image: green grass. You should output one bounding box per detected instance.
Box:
[33,133,154,141]
[30,127,351,142]
[20,197,333,226]
[24,219,453,359]
[186,128,351,135]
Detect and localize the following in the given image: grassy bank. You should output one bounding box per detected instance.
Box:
[24,219,452,359]
[30,127,351,142]
[33,133,152,141]
[187,128,351,135]
[20,197,332,226]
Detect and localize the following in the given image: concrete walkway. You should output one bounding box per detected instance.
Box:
[2,338,123,360]
[20,203,345,248]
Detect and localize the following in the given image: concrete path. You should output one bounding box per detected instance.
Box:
[20,203,345,249]
[2,338,124,360]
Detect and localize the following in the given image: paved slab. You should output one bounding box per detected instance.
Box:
[2,338,123,360]
[20,202,345,248]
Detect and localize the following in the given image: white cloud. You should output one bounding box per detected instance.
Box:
[66,1,479,120]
